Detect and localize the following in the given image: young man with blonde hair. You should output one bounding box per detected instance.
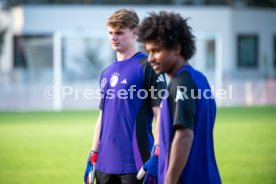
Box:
[84,9,166,184]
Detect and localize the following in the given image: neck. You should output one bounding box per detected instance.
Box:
[167,58,188,79]
[117,47,137,61]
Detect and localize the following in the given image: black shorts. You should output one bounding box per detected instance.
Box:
[96,170,143,184]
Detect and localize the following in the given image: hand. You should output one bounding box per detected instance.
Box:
[137,145,159,184]
[84,150,98,184]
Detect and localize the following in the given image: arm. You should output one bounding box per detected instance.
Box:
[152,106,160,145]
[91,110,102,151]
[165,72,196,184]
[137,62,166,182]
[136,106,160,182]
[165,128,194,184]
[84,110,102,184]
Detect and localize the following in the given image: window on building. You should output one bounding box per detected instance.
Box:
[206,39,215,69]
[237,35,258,68]
[13,35,53,69]
[62,36,113,81]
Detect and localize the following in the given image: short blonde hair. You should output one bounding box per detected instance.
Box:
[107,8,139,29]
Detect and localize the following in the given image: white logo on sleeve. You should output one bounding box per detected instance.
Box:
[156,75,165,83]
[121,79,127,84]
[110,72,119,87]
[175,89,184,102]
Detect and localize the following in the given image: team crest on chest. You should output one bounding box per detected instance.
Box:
[110,72,120,87]
[100,78,107,89]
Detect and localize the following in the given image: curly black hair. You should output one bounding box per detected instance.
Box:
[138,11,196,61]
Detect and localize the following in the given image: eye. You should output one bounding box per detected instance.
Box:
[152,48,160,53]
[116,31,124,35]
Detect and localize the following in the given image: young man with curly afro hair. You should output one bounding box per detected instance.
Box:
[138,11,221,184]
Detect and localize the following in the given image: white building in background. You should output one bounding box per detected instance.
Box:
[0,5,276,110]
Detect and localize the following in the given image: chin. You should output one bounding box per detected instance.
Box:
[112,46,120,51]
[112,47,119,51]
[153,69,163,75]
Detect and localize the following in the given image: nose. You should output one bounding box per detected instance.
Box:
[148,52,155,63]
[111,34,117,41]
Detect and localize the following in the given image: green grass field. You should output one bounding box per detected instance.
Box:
[0,106,276,184]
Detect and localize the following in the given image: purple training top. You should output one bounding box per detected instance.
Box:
[97,52,166,174]
[159,65,221,184]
